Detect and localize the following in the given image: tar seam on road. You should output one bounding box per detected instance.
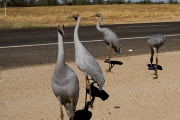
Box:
[116,24,169,28]
[1,34,180,49]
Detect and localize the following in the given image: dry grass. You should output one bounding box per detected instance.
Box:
[0,4,180,29]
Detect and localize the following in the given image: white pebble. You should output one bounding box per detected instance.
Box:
[129,49,133,52]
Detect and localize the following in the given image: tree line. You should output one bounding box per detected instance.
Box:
[0,0,179,7]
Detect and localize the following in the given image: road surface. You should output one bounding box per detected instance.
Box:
[0,21,180,69]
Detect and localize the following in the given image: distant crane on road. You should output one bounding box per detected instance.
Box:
[51,24,79,120]
[92,13,121,72]
[148,34,166,79]
[71,13,105,108]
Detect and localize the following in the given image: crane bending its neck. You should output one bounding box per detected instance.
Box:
[96,14,104,33]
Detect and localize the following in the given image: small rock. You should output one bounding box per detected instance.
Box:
[114,106,120,108]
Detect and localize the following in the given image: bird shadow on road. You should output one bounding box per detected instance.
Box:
[73,83,109,120]
[87,82,109,103]
[104,59,123,71]
[147,64,163,70]
[73,105,92,120]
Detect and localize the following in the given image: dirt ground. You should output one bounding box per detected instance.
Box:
[0,51,180,120]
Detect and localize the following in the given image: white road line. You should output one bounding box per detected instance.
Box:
[0,43,58,49]
[1,34,180,49]
[116,24,169,28]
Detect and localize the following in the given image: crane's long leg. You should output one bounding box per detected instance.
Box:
[85,76,93,108]
[59,102,64,120]
[70,100,74,120]
[85,77,88,107]
[153,47,158,79]
[155,49,159,79]
[150,47,154,67]
[87,78,93,108]
[109,46,111,71]
[106,45,111,72]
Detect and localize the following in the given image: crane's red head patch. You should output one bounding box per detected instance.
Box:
[76,13,80,17]
[73,13,80,20]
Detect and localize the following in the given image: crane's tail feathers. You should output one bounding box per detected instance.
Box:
[97,75,105,91]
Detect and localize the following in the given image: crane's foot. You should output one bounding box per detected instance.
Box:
[105,69,112,73]
[148,64,156,70]
[148,66,156,70]
[86,86,90,90]
[154,76,158,79]
[90,105,93,109]
[105,58,110,62]
[89,104,93,109]
[87,101,93,109]
[90,101,93,109]
[105,69,110,73]
[153,72,158,79]
[70,116,74,120]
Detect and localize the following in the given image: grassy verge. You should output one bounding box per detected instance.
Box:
[0,4,180,30]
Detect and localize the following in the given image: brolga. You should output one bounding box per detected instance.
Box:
[51,24,79,120]
[70,13,105,108]
[92,13,121,72]
[148,34,166,79]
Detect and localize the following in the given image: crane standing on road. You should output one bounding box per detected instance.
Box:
[71,13,105,108]
[51,24,79,120]
[148,34,166,79]
[92,13,121,72]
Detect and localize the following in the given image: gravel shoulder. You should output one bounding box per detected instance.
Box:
[1,51,180,120]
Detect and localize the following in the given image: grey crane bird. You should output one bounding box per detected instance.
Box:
[92,13,121,72]
[71,13,105,108]
[51,24,79,120]
[148,34,166,79]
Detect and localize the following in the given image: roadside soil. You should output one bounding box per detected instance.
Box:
[0,51,180,120]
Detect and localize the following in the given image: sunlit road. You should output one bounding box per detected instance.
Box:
[1,21,180,69]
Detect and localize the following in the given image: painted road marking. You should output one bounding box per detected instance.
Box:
[1,34,180,49]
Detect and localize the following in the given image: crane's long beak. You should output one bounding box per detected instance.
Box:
[57,24,65,35]
[64,15,73,20]
[90,14,97,17]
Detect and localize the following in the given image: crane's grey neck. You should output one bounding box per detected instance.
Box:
[74,16,81,44]
[55,31,65,71]
[96,15,104,33]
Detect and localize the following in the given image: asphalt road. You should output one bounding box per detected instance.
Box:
[0,21,180,69]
